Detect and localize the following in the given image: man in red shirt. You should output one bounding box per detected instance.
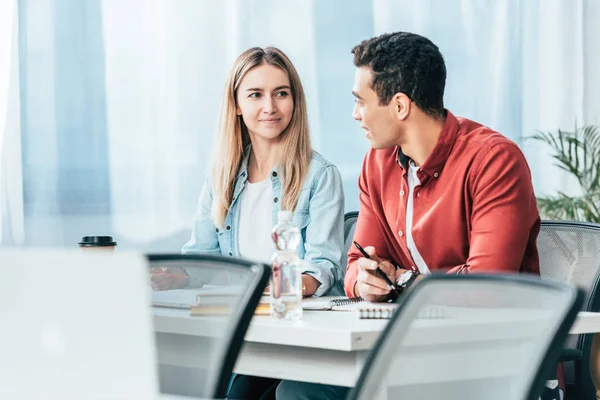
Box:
[345,31,540,302]
[276,31,541,400]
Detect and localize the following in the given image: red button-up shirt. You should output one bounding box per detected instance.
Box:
[344,111,540,296]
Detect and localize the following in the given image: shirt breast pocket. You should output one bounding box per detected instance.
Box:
[293,188,311,230]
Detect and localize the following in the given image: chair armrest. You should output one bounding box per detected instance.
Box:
[559,348,582,362]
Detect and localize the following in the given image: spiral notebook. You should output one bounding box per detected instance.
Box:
[357,303,445,320]
[302,296,445,320]
[302,296,365,311]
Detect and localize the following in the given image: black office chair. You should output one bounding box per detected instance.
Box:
[147,254,270,399]
[342,211,359,270]
[347,274,584,400]
[537,221,600,399]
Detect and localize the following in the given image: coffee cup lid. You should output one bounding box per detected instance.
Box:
[78,236,117,247]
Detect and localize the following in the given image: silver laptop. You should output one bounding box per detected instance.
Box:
[0,249,159,399]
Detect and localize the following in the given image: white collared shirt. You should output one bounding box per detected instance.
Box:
[406,161,431,274]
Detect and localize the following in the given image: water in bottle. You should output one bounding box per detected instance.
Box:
[270,210,303,320]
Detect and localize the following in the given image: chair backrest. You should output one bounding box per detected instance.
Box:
[342,211,359,270]
[148,254,270,399]
[537,220,600,396]
[347,274,583,400]
[538,220,600,313]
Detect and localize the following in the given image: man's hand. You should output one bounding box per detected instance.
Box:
[355,246,410,302]
[149,266,190,291]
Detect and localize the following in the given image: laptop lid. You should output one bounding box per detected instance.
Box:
[0,249,158,399]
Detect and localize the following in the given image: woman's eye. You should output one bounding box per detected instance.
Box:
[275,91,289,97]
[249,93,260,98]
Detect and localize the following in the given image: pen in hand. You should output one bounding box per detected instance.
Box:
[353,241,401,294]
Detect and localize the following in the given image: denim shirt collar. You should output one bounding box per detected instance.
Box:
[236,144,280,179]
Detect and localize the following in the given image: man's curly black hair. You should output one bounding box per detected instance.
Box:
[352,32,447,118]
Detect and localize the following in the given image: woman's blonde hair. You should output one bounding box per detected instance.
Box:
[210,47,312,228]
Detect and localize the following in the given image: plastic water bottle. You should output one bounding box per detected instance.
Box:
[270,211,303,320]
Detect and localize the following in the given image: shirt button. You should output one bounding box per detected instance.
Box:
[433,172,439,178]
[215,227,219,233]
[272,171,277,177]
[274,197,279,203]
[398,230,403,236]
[228,252,233,256]
[400,190,405,196]
[226,225,231,230]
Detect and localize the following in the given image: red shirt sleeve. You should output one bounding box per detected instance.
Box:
[344,152,395,296]
[445,143,540,274]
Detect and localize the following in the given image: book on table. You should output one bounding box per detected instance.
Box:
[190,293,271,317]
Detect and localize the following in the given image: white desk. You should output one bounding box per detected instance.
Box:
[153,306,600,390]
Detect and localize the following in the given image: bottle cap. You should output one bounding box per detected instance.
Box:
[277,210,293,221]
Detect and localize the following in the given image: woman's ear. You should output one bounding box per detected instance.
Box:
[394,93,411,121]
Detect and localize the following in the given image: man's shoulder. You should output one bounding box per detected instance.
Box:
[455,116,522,156]
[452,117,531,184]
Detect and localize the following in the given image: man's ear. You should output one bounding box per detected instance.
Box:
[393,93,411,121]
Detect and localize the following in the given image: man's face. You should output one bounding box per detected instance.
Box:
[352,67,400,149]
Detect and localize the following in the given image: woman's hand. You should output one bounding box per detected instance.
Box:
[302,274,321,297]
[149,266,190,291]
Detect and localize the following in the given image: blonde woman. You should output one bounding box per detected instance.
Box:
[152,47,345,399]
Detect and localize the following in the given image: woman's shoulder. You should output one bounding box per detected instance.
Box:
[309,150,336,170]
[305,151,341,187]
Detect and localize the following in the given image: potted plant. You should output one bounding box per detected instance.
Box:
[529,125,600,223]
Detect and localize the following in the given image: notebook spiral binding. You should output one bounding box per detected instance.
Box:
[359,308,395,319]
[330,297,364,307]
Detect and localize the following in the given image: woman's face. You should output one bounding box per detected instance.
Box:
[236,64,294,143]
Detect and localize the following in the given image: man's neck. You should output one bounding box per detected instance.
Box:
[398,113,445,167]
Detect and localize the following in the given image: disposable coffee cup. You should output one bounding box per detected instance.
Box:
[78,236,117,252]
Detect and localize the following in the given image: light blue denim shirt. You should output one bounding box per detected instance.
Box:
[182,149,345,296]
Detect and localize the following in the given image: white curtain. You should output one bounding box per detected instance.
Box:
[521,0,600,196]
[99,0,327,249]
[0,0,24,245]
[373,0,600,197]
[6,0,600,249]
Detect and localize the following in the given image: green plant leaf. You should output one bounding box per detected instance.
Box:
[529,124,600,223]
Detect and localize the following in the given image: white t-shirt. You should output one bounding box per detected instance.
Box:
[237,178,276,264]
[406,161,431,274]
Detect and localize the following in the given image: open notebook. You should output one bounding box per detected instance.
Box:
[302,296,445,320]
[302,296,365,311]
